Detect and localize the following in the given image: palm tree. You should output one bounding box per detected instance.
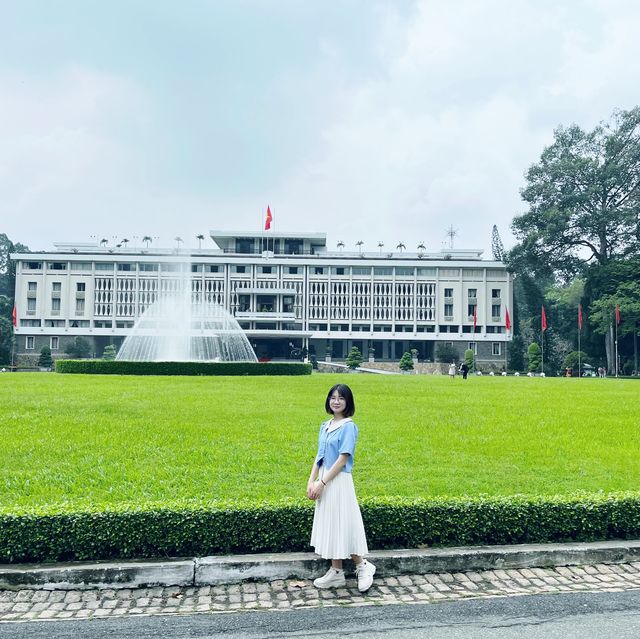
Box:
[337,241,345,252]
[377,241,384,254]
[356,240,364,255]
[121,238,129,249]
[417,242,426,251]
[100,238,108,247]
[175,236,184,251]
[142,236,152,249]
[396,242,406,253]
[196,234,205,249]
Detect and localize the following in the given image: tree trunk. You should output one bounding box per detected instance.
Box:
[605,325,614,373]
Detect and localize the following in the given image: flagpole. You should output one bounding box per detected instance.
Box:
[615,313,619,378]
[578,305,581,379]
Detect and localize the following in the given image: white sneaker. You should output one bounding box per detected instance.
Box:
[355,560,376,592]
[313,567,346,589]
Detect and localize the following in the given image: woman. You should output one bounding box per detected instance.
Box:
[307,383,375,592]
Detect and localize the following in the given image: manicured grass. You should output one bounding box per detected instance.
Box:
[2,373,639,514]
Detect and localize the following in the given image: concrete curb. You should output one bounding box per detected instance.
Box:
[1,540,639,591]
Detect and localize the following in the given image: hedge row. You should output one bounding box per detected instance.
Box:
[55,360,312,376]
[2,493,640,563]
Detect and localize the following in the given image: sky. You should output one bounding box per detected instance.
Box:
[1,0,640,256]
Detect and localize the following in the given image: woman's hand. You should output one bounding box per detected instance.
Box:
[306,479,316,500]
[309,480,325,501]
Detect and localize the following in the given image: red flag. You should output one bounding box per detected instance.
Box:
[12,304,17,327]
[264,206,273,231]
[473,305,477,330]
[578,304,583,331]
[541,305,547,332]
[505,307,511,332]
[615,304,620,325]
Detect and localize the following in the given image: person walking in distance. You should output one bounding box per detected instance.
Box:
[307,384,375,592]
[460,362,469,380]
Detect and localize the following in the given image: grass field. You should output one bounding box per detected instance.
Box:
[2,373,639,513]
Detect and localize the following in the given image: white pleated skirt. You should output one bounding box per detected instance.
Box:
[310,467,368,559]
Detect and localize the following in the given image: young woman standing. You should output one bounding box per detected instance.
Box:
[307,383,375,592]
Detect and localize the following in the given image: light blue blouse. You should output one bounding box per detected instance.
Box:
[314,419,358,473]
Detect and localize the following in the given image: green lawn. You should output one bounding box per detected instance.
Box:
[2,373,639,513]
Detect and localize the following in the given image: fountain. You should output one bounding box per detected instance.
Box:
[116,288,257,363]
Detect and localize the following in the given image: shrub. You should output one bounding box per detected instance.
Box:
[102,344,117,360]
[436,343,458,363]
[464,348,475,369]
[55,360,312,376]
[345,346,363,370]
[527,343,542,372]
[398,352,414,371]
[38,346,53,368]
[2,493,639,563]
[65,337,92,359]
[562,351,592,370]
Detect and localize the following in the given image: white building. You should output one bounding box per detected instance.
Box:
[11,231,513,366]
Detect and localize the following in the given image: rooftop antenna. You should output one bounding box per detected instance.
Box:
[445,225,458,249]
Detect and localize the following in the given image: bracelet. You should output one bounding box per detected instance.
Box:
[321,479,327,486]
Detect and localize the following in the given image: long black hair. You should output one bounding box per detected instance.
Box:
[325,383,355,417]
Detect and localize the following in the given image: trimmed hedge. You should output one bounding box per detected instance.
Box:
[55,360,312,376]
[2,493,640,563]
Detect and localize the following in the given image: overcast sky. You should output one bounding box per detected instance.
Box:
[1,0,639,255]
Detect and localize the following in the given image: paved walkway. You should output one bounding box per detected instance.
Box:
[2,562,640,623]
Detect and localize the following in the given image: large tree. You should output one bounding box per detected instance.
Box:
[510,106,640,280]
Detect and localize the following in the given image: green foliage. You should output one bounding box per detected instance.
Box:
[398,351,414,371]
[56,360,312,376]
[527,343,542,372]
[464,348,475,368]
[64,337,92,359]
[511,106,640,280]
[2,493,640,563]
[38,346,53,368]
[435,343,458,363]
[345,346,363,370]
[102,345,117,360]
[562,351,592,370]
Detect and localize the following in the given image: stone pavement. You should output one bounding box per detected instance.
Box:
[2,562,640,623]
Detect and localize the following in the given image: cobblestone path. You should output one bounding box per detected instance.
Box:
[2,563,640,623]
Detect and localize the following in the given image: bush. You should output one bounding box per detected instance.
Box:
[562,351,592,370]
[65,337,92,359]
[345,346,363,370]
[38,346,53,369]
[527,343,542,372]
[436,343,458,363]
[398,352,414,371]
[55,360,312,376]
[464,348,475,369]
[102,344,117,360]
[2,493,639,563]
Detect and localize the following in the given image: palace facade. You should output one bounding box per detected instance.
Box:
[11,230,513,367]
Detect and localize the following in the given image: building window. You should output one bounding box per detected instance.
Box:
[444,288,453,298]
[95,263,114,271]
[52,282,62,292]
[236,238,254,254]
[48,262,67,270]
[51,298,61,312]
[374,267,393,276]
[313,267,325,275]
[27,298,36,312]
[20,319,41,327]
[417,267,436,276]
[283,296,294,313]
[76,282,86,292]
[492,288,501,298]
[25,261,43,270]
[94,320,113,328]
[260,266,273,274]
[492,304,501,318]
[395,267,414,276]
[207,265,221,273]
[492,343,502,356]
[352,267,370,275]
[76,298,85,314]
[45,320,64,327]
[118,263,135,271]
[50,336,59,350]
[70,262,92,271]
[444,303,453,318]
[467,304,477,317]
[234,265,247,274]
[28,281,37,292]
[26,336,35,349]
[468,288,477,299]
[332,267,346,275]
[286,266,299,274]
[140,263,159,272]
[468,342,478,354]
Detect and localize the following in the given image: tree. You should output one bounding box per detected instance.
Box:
[527,343,542,372]
[491,225,506,261]
[356,240,364,254]
[102,344,117,360]
[38,345,53,369]
[435,343,458,363]
[196,234,205,249]
[345,346,363,370]
[396,242,406,253]
[398,351,414,371]
[142,236,153,248]
[562,351,592,371]
[511,106,640,280]
[65,337,92,359]
[464,348,475,369]
[0,233,29,298]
